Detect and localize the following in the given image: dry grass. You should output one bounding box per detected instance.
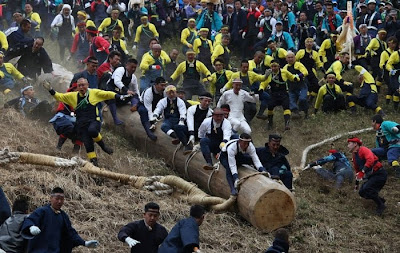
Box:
[0,40,398,252]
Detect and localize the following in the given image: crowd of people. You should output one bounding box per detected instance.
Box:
[0,0,399,251]
[0,187,289,252]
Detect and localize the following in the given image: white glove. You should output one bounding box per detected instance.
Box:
[150,114,158,122]
[265,69,272,76]
[303,164,311,170]
[234,179,239,189]
[85,240,99,248]
[42,81,52,91]
[257,32,263,39]
[187,135,195,145]
[220,87,226,94]
[178,120,185,126]
[132,45,137,50]
[242,32,246,39]
[392,127,399,133]
[125,237,140,248]
[29,226,41,235]
[161,20,166,26]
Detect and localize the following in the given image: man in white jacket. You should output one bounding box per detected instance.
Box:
[217,78,258,134]
[50,4,75,61]
[219,133,267,195]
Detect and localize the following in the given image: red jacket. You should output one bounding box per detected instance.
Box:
[89,36,110,57]
[352,146,382,173]
[96,61,112,80]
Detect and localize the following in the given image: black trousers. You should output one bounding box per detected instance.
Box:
[78,120,101,155]
[359,168,387,200]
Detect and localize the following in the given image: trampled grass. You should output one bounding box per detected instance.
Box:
[0,38,398,252]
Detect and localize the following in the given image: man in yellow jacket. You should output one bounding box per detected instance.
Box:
[206,58,233,103]
[318,32,340,70]
[381,37,399,109]
[43,77,128,166]
[134,15,159,63]
[283,52,309,118]
[327,52,354,95]
[296,38,323,102]
[366,29,387,90]
[170,49,211,100]
[211,34,231,70]
[98,9,125,38]
[258,61,296,130]
[193,28,214,72]
[314,72,345,114]
[347,66,384,115]
[140,43,170,92]
[180,18,197,54]
[0,51,27,94]
[24,3,41,37]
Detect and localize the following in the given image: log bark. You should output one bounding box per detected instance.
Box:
[103,105,296,231]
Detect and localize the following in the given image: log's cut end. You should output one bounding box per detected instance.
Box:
[238,176,296,231]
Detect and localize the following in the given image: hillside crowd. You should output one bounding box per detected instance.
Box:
[0,0,399,252]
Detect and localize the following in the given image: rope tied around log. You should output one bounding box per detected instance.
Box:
[0,148,236,211]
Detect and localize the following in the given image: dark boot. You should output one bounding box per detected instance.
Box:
[386,98,391,105]
[56,136,67,150]
[374,196,386,216]
[267,115,273,130]
[394,165,400,178]
[96,140,113,154]
[284,114,290,131]
[394,102,399,111]
[256,104,268,120]
[143,121,157,141]
[90,158,99,167]
[170,132,180,145]
[349,106,356,115]
[304,109,309,119]
[72,144,81,154]
[108,103,123,125]
[183,143,193,155]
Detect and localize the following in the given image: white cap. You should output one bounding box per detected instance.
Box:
[368,0,376,4]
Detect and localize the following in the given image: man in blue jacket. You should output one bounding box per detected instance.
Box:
[159,205,205,253]
[256,134,293,190]
[21,187,99,253]
[196,1,222,41]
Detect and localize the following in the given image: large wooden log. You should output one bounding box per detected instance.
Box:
[103,106,296,231]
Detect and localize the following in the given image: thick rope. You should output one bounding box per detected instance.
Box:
[0,149,235,211]
[207,168,218,195]
[237,171,269,188]
[293,127,374,179]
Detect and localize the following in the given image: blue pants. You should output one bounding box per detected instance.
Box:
[387,147,400,164]
[220,152,254,195]
[200,137,221,164]
[359,168,387,200]
[161,117,188,144]
[315,167,353,188]
[0,78,15,90]
[288,86,308,111]
[347,93,378,110]
[372,147,387,161]
[269,166,293,190]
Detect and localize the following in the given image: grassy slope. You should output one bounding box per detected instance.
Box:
[0,38,398,252]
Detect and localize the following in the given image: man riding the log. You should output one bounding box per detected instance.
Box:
[152,85,192,152]
[219,133,267,195]
[199,108,232,170]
